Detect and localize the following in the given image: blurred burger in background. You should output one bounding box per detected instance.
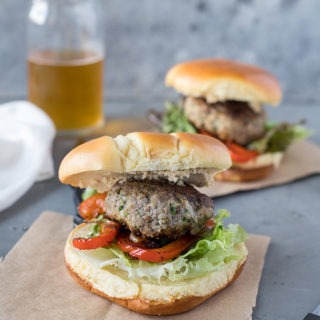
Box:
[162,59,310,182]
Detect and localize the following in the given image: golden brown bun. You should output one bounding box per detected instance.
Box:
[65,224,247,315]
[215,151,284,182]
[59,132,231,191]
[215,164,275,182]
[165,59,282,112]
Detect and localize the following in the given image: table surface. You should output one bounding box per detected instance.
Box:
[1,103,319,320]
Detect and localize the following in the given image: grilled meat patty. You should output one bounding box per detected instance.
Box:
[183,97,266,145]
[105,180,214,241]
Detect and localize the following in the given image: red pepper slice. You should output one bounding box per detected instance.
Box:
[116,234,196,262]
[78,193,107,221]
[205,218,215,229]
[227,142,259,163]
[73,222,119,250]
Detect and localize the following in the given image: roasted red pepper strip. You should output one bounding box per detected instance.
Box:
[116,234,196,262]
[73,222,119,250]
[205,218,215,229]
[227,142,259,163]
[78,193,107,221]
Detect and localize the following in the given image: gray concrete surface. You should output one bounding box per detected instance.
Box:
[0,0,320,105]
[0,103,319,320]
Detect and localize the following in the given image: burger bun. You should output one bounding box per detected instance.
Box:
[65,224,248,315]
[215,152,284,182]
[165,58,282,112]
[59,132,232,192]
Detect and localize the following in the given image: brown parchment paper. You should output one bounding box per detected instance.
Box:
[0,211,270,320]
[200,140,320,197]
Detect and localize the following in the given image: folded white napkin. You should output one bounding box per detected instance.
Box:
[0,101,56,211]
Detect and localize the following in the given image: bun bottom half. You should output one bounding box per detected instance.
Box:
[215,164,275,182]
[65,225,247,315]
[214,151,284,182]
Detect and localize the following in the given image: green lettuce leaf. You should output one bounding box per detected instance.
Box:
[248,121,312,153]
[81,187,97,200]
[92,209,248,283]
[161,102,197,133]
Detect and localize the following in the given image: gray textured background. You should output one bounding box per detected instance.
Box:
[0,0,319,106]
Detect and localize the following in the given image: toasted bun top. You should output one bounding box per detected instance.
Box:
[165,58,282,112]
[59,132,231,191]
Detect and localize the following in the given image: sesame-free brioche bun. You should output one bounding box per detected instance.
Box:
[65,223,248,315]
[215,152,284,182]
[59,132,231,191]
[215,164,275,182]
[165,59,282,112]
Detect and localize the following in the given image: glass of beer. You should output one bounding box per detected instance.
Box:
[27,0,104,135]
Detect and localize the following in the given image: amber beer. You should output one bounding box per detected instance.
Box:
[28,50,104,132]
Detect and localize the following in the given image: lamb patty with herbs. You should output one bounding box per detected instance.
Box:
[183,97,266,145]
[104,180,214,241]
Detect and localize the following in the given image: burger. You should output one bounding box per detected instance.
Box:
[163,58,310,182]
[59,132,248,315]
